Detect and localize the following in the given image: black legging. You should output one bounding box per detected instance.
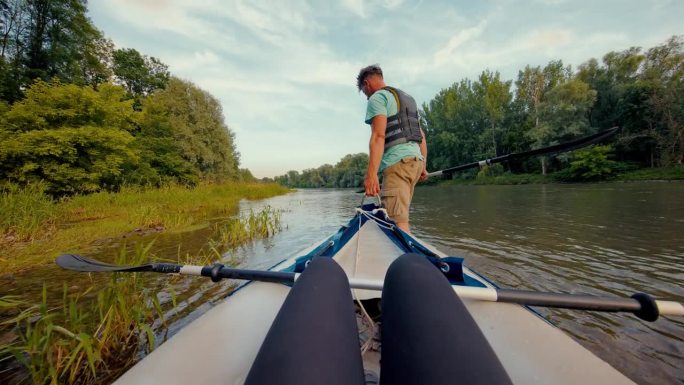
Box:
[244,257,365,385]
[245,254,512,385]
[381,253,512,385]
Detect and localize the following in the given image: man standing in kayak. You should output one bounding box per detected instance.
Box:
[357,64,428,233]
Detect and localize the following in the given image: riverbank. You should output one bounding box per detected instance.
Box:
[0,183,289,384]
[0,182,291,274]
[437,166,684,186]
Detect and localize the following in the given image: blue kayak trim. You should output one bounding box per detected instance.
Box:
[226,205,485,298]
[279,205,482,288]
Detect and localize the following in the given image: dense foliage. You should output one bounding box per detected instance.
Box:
[273,153,368,188]
[276,36,683,187]
[423,36,683,177]
[0,1,244,195]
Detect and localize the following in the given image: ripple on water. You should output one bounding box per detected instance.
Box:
[411,182,684,385]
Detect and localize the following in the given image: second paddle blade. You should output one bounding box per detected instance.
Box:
[56,254,139,272]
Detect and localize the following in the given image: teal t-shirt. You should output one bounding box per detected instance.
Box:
[364,89,423,172]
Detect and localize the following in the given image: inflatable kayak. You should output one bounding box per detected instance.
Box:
[58,203,683,384]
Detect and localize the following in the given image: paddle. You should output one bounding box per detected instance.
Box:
[428,126,619,178]
[56,254,683,322]
[56,254,295,283]
[355,127,619,193]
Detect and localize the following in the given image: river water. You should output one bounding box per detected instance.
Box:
[238,182,684,384]
[2,182,683,384]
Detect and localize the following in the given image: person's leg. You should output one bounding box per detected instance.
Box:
[245,257,365,385]
[381,157,422,233]
[380,253,512,385]
[395,221,410,232]
[396,158,424,233]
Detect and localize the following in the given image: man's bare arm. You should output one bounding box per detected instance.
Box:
[419,127,428,180]
[365,115,387,196]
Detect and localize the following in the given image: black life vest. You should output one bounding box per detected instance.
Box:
[382,86,422,150]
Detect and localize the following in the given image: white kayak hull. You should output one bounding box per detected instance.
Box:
[115,210,634,384]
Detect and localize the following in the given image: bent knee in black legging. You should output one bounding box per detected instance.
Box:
[248,254,511,385]
[381,253,512,385]
[245,257,365,385]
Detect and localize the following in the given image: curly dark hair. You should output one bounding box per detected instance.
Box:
[356,64,383,91]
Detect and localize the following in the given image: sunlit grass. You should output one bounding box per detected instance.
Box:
[1,182,290,273]
[614,166,684,181]
[0,182,290,383]
[442,173,553,185]
[214,206,282,250]
[438,166,684,186]
[0,182,58,244]
[0,244,173,385]
[1,201,286,384]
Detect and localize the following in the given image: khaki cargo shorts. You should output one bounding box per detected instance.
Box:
[380,156,424,223]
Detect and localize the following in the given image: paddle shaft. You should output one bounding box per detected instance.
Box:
[166,267,684,319]
[347,278,683,320]
[56,254,683,321]
[427,127,619,178]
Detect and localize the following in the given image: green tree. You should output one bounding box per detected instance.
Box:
[422,79,486,173]
[474,70,512,157]
[577,48,644,130]
[273,154,368,188]
[576,47,651,166]
[568,145,619,181]
[333,153,368,187]
[144,77,240,181]
[131,94,200,186]
[112,48,169,99]
[515,61,573,174]
[238,168,256,182]
[640,36,684,166]
[577,36,683,167]
[0,0,107,101]
[529,79,597,173]
[0,80,137,194]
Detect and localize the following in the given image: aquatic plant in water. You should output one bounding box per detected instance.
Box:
[0,244,173,385]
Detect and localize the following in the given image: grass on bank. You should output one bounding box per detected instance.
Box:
[1,246,163,385]
[1,205,284,385]
[438,166,684,186]
[613,166,684,181]
[0,182,290,273]
[213,206,282,251]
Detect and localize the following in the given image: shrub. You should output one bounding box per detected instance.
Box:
[476,164,505,179]
[566,145,620,181]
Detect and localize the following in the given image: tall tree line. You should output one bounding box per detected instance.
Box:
[0,1,243,195]
[273,153,368,188]
[278,37,682,188]
[423,36,683,175]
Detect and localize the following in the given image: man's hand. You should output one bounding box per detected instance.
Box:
[364,173,381,196]
[419,167,428,182]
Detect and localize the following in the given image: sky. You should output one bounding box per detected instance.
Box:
[87,0,683,178]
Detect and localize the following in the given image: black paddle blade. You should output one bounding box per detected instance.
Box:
[56,254,146,272]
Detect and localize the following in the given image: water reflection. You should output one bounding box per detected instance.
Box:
[411,182,684,385]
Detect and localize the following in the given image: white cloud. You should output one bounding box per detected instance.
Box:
[100,0,213,38]
[383,0,405,9]
[89,0,684,177]
[340,0,367,18]
[433,19,488,67]
[533,0,568,5]
[529,29,572,50]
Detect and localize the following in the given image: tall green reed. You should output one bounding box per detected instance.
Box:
[214,206,282,250]
[0,183,57,243]
[2,181,289,273]
[0,243,171,385]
